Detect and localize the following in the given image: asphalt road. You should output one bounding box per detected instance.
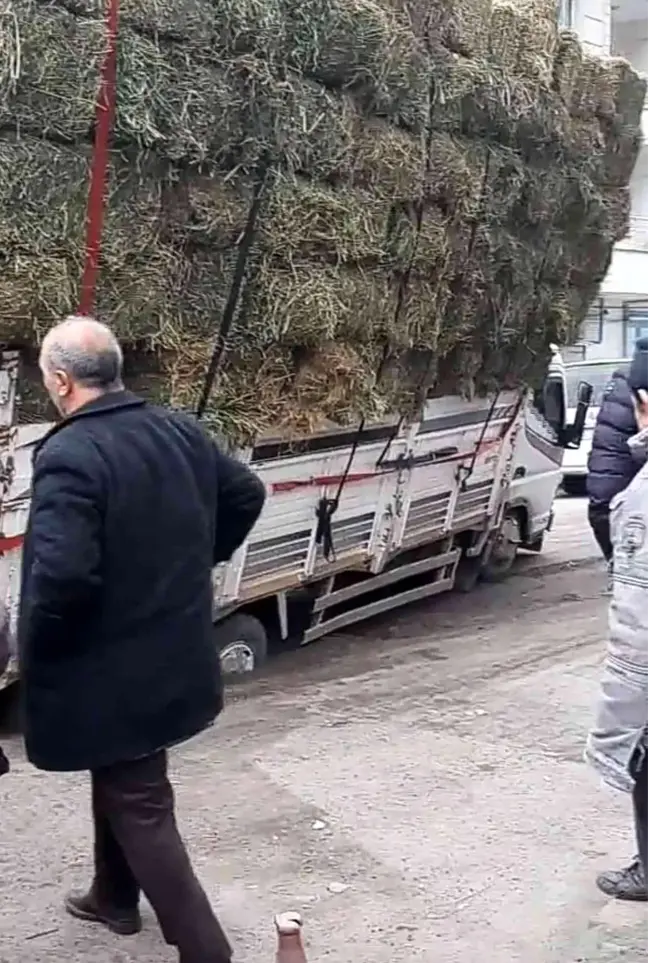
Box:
[2,496,646,963]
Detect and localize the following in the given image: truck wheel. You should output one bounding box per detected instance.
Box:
[213,614,268,678]
[562,476,586,497]
[480,513,521,583]
[525,532,545,554]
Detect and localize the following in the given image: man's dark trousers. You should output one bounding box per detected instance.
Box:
[92,750,232,963]
[588,501,613,562]
[634,749,648,878]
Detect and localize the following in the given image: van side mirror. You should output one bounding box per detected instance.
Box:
[542,376,566,434]
[565,381,593,448]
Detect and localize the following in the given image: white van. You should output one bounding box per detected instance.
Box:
[561,356,629,495]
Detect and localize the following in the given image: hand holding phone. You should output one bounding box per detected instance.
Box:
[633,387,648,431]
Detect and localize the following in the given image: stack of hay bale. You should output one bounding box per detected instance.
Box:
[0,0,645,441]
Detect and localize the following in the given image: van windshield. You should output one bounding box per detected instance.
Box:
[565,362,626,408]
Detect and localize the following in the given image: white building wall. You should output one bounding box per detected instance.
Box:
[572,0,611,54]
[569,0,648,360]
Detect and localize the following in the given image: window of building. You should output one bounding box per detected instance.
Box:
[557,0,574,28]
[622,301,648,355]
[580,299,604,344]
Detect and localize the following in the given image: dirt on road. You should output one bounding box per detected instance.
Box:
[1,500,645,963]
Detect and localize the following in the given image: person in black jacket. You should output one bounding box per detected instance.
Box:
[0,601,10,777]
[586,345,647,562]
[19,316,265,963]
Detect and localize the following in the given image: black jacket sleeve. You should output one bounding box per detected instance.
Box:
[212,447,266,565]
[23,442,104,656]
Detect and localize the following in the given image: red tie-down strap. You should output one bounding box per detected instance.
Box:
[78,0,120,316]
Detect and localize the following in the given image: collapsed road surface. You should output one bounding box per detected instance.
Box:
[1,497,645,963]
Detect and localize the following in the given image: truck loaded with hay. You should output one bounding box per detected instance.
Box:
[0,0,643,676]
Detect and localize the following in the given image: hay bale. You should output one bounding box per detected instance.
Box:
[427,133,485,217]
[282,0,429,131]
[399,204,452,278]
[243,258,400,348]
[44,0,287,57]
[165,172,251,248]
[432,52,561,151]
[488,1,521,67]
[0,251,75,344]
[349,116,426,199]
[0,133,89,254]
[260,177,397,266]
[552,31,583,105]
[601,124,643,187]
[0,5,244,162]
[514,0,558,86]
[606,57,648,129]
[236,59,356,177]
[0,0,646,441]
[441,0,492,59]
[489,0,557,86]
[63,0,219,45]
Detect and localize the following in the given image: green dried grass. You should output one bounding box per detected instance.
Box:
[552,31,582,105]
[282,0,429,131]
[441,0,492,59]
[0,0,646,441]
[243,258,400,349]
[0,251,75,343]
[514,0,558,86]
[432,52,562,150]
[489,0,557,85]
[260,176,396,266]
[349,116,426,198]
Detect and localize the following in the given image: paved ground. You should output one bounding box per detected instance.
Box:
[2,496,646,963]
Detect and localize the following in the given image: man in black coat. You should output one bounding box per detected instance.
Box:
[0,601,10,777]
[19,316,266,962]
[586,351,645,563]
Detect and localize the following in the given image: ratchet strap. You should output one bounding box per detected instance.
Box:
[315,418,366,560]
[79,0,120,316]
[315,342,392,560]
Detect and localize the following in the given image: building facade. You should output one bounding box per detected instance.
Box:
[559,0,648,361]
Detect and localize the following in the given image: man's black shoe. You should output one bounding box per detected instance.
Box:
[65,890,142,935]
[596,859,648,901]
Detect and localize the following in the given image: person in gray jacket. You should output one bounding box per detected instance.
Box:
[586,389,648,901]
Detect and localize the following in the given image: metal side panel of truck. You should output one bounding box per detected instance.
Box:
[0,350,575,684]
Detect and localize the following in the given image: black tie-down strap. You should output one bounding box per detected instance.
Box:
[195,152,271,422]
[315,419,365,561]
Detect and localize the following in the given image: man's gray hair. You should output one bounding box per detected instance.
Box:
[41,316,124,391]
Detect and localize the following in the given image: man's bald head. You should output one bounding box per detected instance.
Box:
[40,316,124,415]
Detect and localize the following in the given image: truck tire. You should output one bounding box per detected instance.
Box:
[480,512,521,583]
[562,476,586,497]
[525,532,545,554]
[213,613,268,678]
